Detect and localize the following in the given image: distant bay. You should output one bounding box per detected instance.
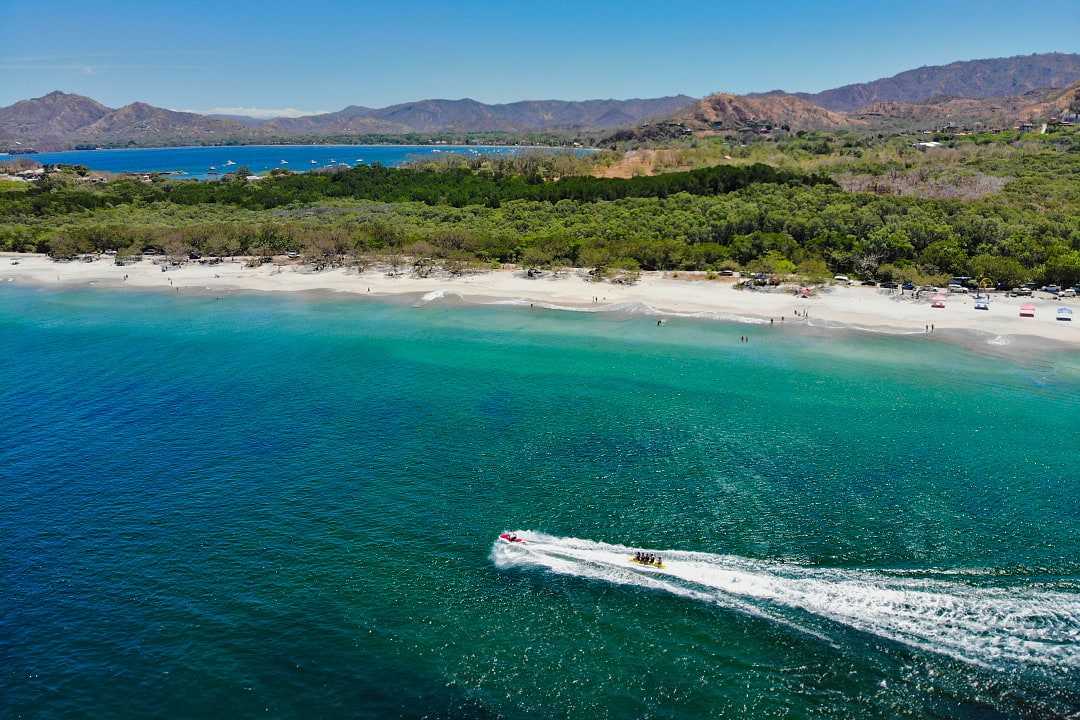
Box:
[7,144,579,179]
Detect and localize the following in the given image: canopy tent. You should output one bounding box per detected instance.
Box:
[1057,307,1073,321]
[1019,303,1036,317]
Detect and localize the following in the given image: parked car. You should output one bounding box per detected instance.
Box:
[1010,287,1033,297]
[880,281,898,289]
[1061,288,1077,298]
[861,280,877,286]
[833,275,851,285]
[902,281,915,291]
[948,284,967,293]
[1042,285,1061,294]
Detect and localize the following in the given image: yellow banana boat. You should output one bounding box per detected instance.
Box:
[629,555,664,569]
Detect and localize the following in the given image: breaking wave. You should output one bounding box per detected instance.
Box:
[493,532,1080,672]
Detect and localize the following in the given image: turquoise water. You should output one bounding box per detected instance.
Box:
[8,144,560,179]
[1,285,1079,719]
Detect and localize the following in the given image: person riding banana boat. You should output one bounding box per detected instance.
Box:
[631,551,664,568]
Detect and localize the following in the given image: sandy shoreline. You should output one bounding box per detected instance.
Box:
[2,253,1078,348]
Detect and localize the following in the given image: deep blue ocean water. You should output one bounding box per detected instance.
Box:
[4,144,559,179]
[1,285,1078,719]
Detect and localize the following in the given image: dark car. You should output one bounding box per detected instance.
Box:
[902,281,915,290]
[880,281,898,289]
[861,280,877,286]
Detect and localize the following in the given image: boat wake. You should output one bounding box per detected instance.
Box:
[493,532,1080,672]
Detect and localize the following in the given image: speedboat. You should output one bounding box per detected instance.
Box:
[499,533,525,544]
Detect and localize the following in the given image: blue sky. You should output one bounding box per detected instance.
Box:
[4,0,1078,115]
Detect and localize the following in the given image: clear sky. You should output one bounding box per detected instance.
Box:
[3,0,1078,115]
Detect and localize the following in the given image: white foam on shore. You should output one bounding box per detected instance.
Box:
[493,532,1080,672]
[418,289,463,303]
[485,298,769,325]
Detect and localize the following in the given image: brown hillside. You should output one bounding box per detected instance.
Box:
[678,93,853,131]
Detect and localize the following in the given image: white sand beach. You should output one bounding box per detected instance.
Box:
[3,253,1077,347]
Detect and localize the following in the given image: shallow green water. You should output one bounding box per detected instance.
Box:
[1,286,1078,719]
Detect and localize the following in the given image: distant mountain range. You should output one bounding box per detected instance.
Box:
[665,79,1080,136]
[620,53,1080,141]
[3,52,1079,151]
[0,93,695,150]
[787,52,1080,111]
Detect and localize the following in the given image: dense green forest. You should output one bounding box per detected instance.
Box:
[2,130,1080,287]
[0,162,832,213]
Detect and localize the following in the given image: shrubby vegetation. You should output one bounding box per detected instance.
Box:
[2,129,1079,287]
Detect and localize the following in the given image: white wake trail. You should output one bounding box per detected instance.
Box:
[493,532,1080,671]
